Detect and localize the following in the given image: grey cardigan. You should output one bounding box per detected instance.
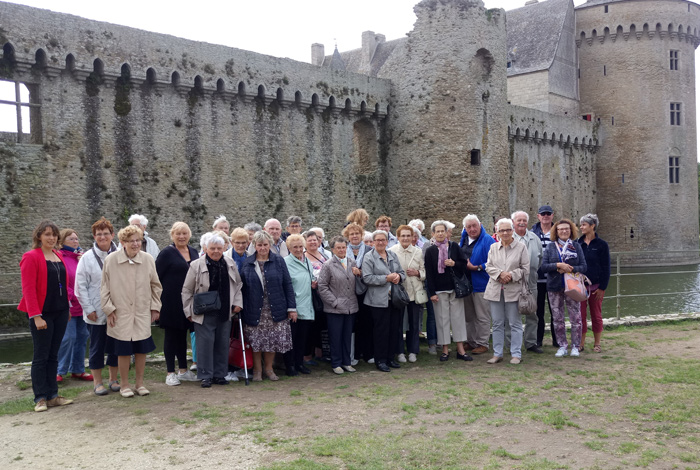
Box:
[317,256,359,314]
[362,249,406,308]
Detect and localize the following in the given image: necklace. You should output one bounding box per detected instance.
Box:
[50,260,63,297]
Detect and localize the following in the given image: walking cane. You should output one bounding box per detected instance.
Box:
[238,315,249,386]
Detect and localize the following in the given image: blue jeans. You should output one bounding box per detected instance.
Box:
[489,292,522,358]
[57,315,89,375]
[425,299,437,345]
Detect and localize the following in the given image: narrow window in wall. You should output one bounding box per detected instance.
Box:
[604,5,609,13]
[612,116,615,125]
[470,149,481,165]
[670,102,682,125]
[0,79,41,144]
[670,50,679,70]
[603,65,606,76]
[578,68,580,78]
[669,156,680,183]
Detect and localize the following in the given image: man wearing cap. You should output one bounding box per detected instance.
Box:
[531,205,556,349]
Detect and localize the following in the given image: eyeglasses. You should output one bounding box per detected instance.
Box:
[94,232,112,238]
[540,212,552,216]
[498,229,513,233]
[557,228,571,232]
[127,239,143,245]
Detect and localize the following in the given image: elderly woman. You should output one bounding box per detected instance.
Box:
[76,217,119,396]
[344,222,371,364]
[484,218,530,365]
[362,230,406,372]
[542,219,587,358]
[156,222,199,386]
[408,219,429,247]
[101,225,162,397]
[283,234,315,375]
[244,222,263,240]
[19,220,73,411]
[182,232,243,387]
[389,225,426,363]
[318,236,359,374]
[240,231,297,381]
[425,220,472,362]
[126,214,160,259]
[578,213,610,353]
[56,228,93,383]
[304,229,329,363]
[225,227,250,271]
[308,227,332,258]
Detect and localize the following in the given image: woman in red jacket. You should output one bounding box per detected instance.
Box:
[18,220,74,412]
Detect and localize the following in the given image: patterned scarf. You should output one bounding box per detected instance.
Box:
[436,239,449,274]
[556,239,577,263]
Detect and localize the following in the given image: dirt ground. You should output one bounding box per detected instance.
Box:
[1,322,699,469]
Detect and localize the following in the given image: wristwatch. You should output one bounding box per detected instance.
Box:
[477,265,482,272]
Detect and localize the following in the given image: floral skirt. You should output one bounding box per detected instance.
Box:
[244,295,292,353]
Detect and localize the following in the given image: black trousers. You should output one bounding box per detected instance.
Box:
[536,282,556,346]
[397,302,421,355]
[326,313,356,368]
[163,327,189,372]
[284,319,313,368]
[30,309,69,403]
[371,304,402,365]
[354,296,374,361]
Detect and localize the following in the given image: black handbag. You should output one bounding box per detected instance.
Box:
[312,288,324,313]
[391,283,410,309]
[193,291,221,315]
[450,267,473,298]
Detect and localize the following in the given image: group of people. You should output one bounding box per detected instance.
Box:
[18,206,610,411]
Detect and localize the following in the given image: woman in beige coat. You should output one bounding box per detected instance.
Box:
[182,232,243,388]
[101,225,162,397]
[484,218,530,365]
[389,224,427,363]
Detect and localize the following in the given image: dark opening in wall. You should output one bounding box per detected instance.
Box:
[294,91,302,106]
[604,5,608,13]
[216,78,225,92]
[669,156,680,183]
[603,65,606,76]
[612,116,615,125]
[470,149,481,165]
[146,67,157,85]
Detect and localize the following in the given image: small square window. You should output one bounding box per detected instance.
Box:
[0,78,40,143]
[470,149,481,166]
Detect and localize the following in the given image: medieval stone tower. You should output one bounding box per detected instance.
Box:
[577,0,700,264]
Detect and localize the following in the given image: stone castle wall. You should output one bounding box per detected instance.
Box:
[577,0,700,264]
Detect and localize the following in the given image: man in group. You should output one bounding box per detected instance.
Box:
[531,205,556,347]
[281,216,302,242]
[460,214,495,355]
[375,216,398,248]
[510,210,544,353]
[248,218,289,257]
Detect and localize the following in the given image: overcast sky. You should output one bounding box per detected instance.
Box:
[2,0,699,159]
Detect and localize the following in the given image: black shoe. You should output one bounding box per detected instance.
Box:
[286,367,299,377]
[212,377,229,385]
[201,378,212,388]
[527,345,544,354]
[376,363,391,372]
[388,360,401,369]
[439,353,450,362]
[296,365,311,375]
[456,353,474,361]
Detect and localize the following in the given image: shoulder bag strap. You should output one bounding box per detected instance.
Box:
[91,247,103,270]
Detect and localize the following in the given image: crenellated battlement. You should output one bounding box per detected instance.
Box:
[576,21,700,48]
[507,105,600,151]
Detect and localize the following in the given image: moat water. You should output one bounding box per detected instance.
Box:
[1,266,699,364]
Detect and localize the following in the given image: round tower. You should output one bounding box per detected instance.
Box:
[576,0,700,265]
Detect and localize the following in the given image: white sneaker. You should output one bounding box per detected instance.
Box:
[177,370,198,382]
[350,359,359,366]
[570,347,580,357]
[428,345,437,355]
[342,365,356,373]
[555,347,568,358]
[224,372,240,382]
[190,363,197,371]
[332,367,344,375]
[408,353,417,363]
[165,373,181,386]
[397,354,407,363]
[367,358,375,364]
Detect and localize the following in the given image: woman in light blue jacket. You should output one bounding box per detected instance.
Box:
[283,234,315,376]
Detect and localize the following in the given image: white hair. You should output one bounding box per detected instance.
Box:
[212,215,228,229]
[264,218,281,229]
[200,232,213,250]
[363,231,373,242]
[411,226,421,237]
[510,211,529,223]
[495,218,514,232]
[128,214,148,226]
[408,219,425,231]
[444,221,455,230]
[372,229,389,241]
[462,214,480,228]
[201,231,225,249]
[309,227,325,238]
